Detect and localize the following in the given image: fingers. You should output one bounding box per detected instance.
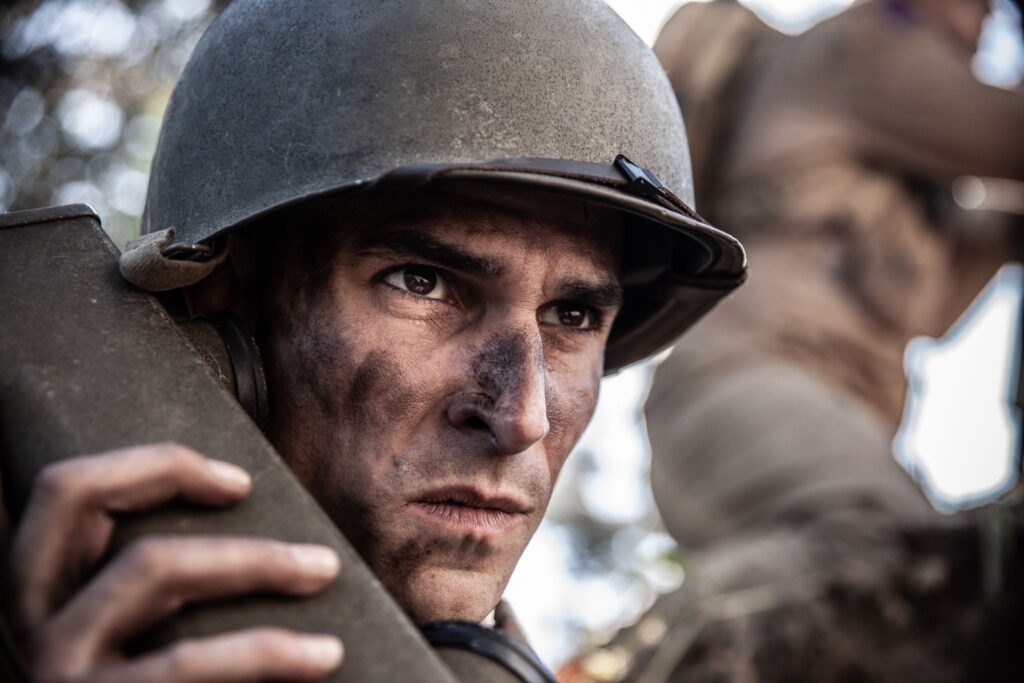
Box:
[10,443,251,629]
[5,444,346,683]
[31,442,251,515]
[43,536,340,664]
[90,629,343,683]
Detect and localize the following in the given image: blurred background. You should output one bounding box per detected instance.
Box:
[2,0,1023,676]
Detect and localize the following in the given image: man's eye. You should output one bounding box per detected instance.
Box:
[539,302,596,329]
[382,265,450,300]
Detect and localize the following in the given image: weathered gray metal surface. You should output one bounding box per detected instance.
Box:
[0,205,460,682]
[141,0,747,371]
[144,0,697,242]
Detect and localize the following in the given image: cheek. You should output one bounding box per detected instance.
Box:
[263,312,349,489]
[263,294,430,494]
[345,346,421,437]
[542,363,602,476]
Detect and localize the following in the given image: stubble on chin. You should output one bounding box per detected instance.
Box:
[372,527,521,624]
[334,486,531,624]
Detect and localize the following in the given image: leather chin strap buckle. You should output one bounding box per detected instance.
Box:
[161,241,216,262]
[421,621,557,683]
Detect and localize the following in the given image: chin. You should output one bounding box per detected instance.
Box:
[386,564,509,626]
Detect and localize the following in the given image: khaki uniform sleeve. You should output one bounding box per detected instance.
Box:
[834,10,1024,183]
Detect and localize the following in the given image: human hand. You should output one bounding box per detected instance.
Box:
[3,443,343,682]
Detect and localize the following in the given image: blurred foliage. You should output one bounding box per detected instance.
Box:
[0,0,228,248]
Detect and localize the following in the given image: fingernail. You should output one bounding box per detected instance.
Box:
[301,635,344,669]
[290,544,341,578]
[207,460,251,489]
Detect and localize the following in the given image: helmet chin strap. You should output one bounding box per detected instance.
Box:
[422,621,557,683]
[178,314,270,431]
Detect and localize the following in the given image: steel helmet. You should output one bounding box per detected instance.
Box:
[139,0,746,371]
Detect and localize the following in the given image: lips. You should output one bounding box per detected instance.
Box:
[410,486,531,533]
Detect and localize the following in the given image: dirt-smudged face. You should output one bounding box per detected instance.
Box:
[254,191,622,624]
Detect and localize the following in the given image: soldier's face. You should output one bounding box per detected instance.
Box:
[258,193,621,624]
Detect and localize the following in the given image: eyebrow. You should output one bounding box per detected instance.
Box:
[354,229,504,279]
[355,227,622,308]
[555,279,624,310]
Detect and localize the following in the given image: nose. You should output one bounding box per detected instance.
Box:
[447,330,550,455]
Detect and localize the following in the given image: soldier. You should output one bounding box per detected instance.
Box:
[621,0,1023,679]
[0,1,745,681]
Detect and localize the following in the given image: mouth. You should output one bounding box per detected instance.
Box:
[409,486,532,533]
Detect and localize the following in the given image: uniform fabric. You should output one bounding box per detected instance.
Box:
[659,0,1024,425]
[647,360,936,551]
[589,3,1024,677]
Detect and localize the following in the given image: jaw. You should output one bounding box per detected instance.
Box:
[385,563,511,625]
[357,510,535,625]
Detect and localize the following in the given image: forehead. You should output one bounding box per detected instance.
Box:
[346,187,623,278]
